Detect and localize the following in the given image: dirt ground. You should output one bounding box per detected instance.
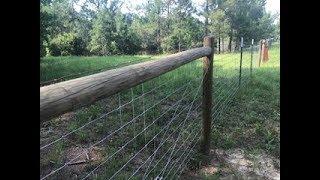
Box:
[181,148,279,180]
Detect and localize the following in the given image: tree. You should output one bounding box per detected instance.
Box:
[115,13,141,54]
[255,13,277,40]
[161,0,202,52]
[40,8,52,57]
[162,16,203,52]
[89,10,118,55]
[48,32,86,56]
[218,0,276,51]
[131,0,164,53]
[40,0,55,57]
[40,0,277,56]
[131,15,158,54]
[275,20,280,41]
[87,0,124,55]
[209,9,230,53]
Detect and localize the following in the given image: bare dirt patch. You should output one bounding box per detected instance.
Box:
[181,148,279,180]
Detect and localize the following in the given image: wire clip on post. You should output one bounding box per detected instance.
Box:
[201,36,214,155]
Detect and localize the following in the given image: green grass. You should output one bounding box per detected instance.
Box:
[40,55,155,84]
[211,44,279,155]
[40,44,279,179]
[190,44,280,179]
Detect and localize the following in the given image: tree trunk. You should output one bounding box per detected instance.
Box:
[218,33,221,54]
[205,0,209,35]
[157,6,161,53]
[222,37,224,53]
[228,33,233,52]
[178,4,182,52]
[235,37,240,51]
[167,2,170,30]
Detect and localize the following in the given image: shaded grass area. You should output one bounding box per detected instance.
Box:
[40,45,278,179]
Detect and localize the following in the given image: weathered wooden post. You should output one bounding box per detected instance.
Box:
[201,36,214,155]
[40,47,212,122]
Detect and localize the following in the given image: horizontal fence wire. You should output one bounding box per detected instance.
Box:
[40,59,207,180]
[172,76,251,179]
[40,80,197,179]
[106,72,205,180]
[40,42,262,179]
[40,73,199,150]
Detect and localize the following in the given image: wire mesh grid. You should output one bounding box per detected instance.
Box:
[40,44,261,180]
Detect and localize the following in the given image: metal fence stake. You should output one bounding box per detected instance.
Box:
[250,39,254,77]
[239,37,243,86]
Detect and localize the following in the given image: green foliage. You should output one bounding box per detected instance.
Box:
[89,10,117,55]
[256,13,276,40]
[161,17,203,52]
[48,32,86,56]
[40,9,50,57]
[160,0,202,52]
[115,14,142,54]
[131,0,165,53]
[219,0,276,45]
[131,17,159,53]
[275,21,280,40]
[40,0,277,56]
[209,9,230,39]
[40,3,54,57]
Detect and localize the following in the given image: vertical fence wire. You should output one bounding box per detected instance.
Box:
[40,40,264,180]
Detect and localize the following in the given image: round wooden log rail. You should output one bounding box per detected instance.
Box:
[40,46,212,123]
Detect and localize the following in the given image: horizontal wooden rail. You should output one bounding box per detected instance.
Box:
[40,46,212,122]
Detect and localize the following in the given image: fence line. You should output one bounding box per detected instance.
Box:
[40,36,265,179]
[41,80,195,180]
[40,46,212,122]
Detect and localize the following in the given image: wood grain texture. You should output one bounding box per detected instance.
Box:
[201,36,214,155]
[40,47,212,123]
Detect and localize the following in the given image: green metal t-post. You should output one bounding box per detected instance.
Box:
[239,37,243,86]
[250,39,254,77]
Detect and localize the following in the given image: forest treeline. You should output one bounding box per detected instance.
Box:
[40,0,279,57]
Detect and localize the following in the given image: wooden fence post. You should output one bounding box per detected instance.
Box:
[201,36,214,155]
[40,47,212,122]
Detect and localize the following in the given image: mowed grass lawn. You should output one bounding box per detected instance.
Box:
[40,44,279,179]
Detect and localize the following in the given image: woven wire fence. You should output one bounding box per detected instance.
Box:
[40,43,261,180]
